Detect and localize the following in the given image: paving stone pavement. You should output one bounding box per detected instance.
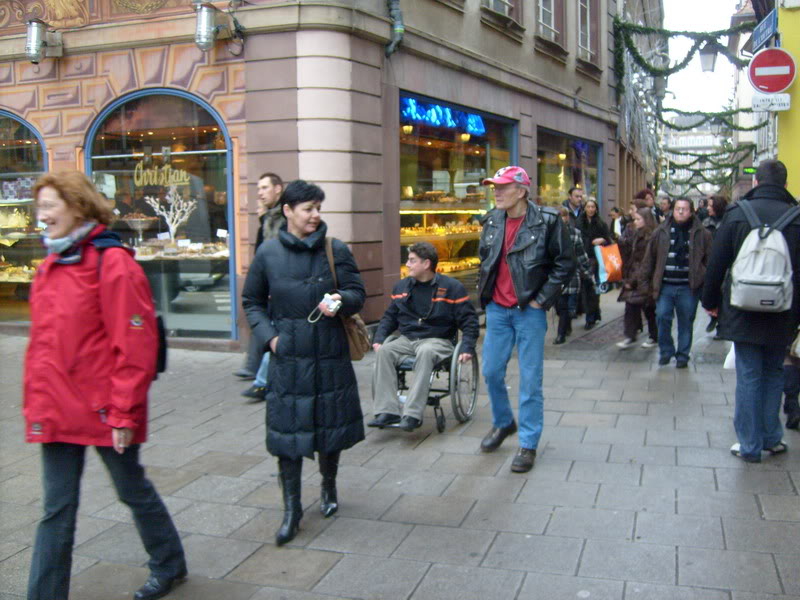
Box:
[2,295,800,600]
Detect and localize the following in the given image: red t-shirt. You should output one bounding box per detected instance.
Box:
[492,215,524,308]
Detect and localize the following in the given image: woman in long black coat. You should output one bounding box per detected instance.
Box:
[576,199,612,329]
[242,180,366,546]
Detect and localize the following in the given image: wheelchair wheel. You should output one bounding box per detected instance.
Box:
[450,345,479,423]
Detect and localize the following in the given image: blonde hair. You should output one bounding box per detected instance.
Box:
[33,171,113,226]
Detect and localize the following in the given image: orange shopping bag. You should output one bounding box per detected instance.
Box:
[594,243,622,284]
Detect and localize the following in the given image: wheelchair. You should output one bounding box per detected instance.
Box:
[371,333,480,433]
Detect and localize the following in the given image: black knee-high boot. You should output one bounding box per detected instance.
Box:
[318,451,340,518]
[276,457,303,546]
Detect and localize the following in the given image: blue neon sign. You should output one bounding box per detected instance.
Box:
[400,97,487,136]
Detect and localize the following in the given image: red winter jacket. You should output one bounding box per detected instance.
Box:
[23,225,157,446]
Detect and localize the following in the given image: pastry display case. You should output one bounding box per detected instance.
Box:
[0,175,44,318]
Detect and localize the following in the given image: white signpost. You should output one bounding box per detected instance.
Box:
[752,92,792,111]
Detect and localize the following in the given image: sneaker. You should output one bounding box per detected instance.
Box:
[675,359,689,369]
[641,339,657,349]
[658,355,672,366]
[730,443,761,463]
[765,441,788,455]
[616,338,636,349]
[241,384,267,402]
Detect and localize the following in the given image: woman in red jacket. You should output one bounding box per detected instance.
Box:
[24,172,186,600]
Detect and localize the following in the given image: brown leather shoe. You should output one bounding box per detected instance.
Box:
[510,447,536,473]
[480,422,518,452]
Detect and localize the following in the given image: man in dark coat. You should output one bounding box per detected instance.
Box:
[370,242,479,431]
[702,160,800,463]
[562,186,584,227]
[235,172,284,385]
[642,197,712,368]
[477,166,574,473]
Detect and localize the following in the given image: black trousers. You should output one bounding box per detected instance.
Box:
[28,443,186,600]
[623,302,657,341]
[784,362,800,416]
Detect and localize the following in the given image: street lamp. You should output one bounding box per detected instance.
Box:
[699,41,718,73]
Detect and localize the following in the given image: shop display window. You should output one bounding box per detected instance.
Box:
[0,113,46,322]
[536,128,602,208]
[399,94,515,301]
[89,93,234,338]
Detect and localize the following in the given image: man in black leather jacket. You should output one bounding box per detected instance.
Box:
[477,166,575,472]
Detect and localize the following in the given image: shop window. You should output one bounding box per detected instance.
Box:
[399,94,516,303]
[0,113,46,322]
[578,0,599,64]
[88,93,234,339]
[536,128,602,209]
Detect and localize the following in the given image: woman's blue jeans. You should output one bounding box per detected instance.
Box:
[733,342,785,459]
[28,443,186,600]
[481,301,547,450]
[254,352,270,387]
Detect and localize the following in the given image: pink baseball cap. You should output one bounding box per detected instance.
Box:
[482,166,530,188]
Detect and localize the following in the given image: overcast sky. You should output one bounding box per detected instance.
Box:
[662,0,741,112]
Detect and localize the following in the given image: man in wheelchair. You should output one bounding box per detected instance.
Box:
[369,242,479,432]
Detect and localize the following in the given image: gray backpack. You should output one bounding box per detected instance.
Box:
[730,201,800,313]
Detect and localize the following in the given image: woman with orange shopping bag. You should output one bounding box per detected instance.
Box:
[576,199,612,330]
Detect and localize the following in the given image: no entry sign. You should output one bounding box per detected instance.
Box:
[748,47,797,94]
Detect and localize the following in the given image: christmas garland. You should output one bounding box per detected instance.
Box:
[657,108,768,132]
[613,17,755,98]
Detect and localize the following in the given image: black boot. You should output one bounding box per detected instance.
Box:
[318,451,340,518]
[276,457,303,546]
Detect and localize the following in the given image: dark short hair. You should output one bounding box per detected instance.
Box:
[259,172,283,188]
[281,180,325,208]
[610,207,621,215]
[658,195,673,208]
[755,160,788,187]
[408,241,438,272]
[568,187,582,197]
[674,197,694,214]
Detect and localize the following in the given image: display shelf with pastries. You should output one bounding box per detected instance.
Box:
[134,239,229,261]
[0,197,45,288]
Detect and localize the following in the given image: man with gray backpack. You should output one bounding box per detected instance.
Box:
[703,160,800,463]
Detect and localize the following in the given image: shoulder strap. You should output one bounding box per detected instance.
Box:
[737,200,761,230]
[771,204,800,232]
[325,237,338,289]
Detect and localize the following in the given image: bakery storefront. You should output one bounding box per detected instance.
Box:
[398,94,516,299]
[87,90,236,339]
[0,111,47,322]
[537,128,603,208]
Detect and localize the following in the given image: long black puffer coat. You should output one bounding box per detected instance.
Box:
[242,222,366,459]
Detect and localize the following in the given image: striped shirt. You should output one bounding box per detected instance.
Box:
[662,223,690,285]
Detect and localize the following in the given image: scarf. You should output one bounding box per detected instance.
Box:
[43,221,97,259]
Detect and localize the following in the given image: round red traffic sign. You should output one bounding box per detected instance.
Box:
[748,47,797,94]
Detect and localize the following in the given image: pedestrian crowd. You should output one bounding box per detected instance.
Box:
[19,158,800,600]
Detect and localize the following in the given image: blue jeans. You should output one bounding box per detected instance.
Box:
[655,284,699,361]
[482,301,547,450]
[28,443,186,600]
[734,342,785,459]
[255,351,270,387]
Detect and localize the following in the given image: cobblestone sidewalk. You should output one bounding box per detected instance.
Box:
[1,299,799,600]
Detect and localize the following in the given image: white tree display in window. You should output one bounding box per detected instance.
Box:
[144,186,197,240]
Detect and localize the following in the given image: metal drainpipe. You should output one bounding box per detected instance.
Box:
[385,0,405,57]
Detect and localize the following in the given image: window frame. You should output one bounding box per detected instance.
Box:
[535,0,566,58]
